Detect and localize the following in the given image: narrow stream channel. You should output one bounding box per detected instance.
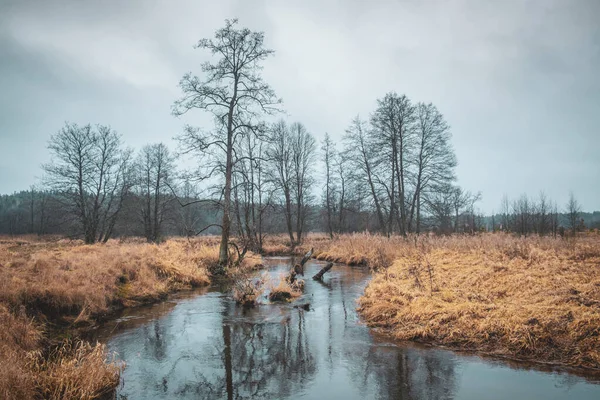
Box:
[97,258,600,399]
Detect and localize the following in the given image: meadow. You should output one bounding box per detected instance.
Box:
[311,232,600,369]
[1,232,599,398]
[0,236,259,399]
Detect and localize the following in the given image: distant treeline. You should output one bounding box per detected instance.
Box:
[1,187,595,240]
[483,193,600,235]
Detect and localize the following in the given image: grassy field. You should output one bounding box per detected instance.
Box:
[0,236,260,399]
[2,232,599,398]
[311,232,600,370]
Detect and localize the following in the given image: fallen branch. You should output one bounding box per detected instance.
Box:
[312,262,333,281]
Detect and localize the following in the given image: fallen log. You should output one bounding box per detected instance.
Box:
[312,262,333,281]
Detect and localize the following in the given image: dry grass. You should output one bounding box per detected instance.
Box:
[0,238,214,323]
[261,233,330,256]
[356,233,600,369]
[33,340,122,400]
[267,273,304,302]
[309,232,405,269]
[0,235,261,399]
[0,304,121,400]
[232,278,263,306]
[0,304,40,399]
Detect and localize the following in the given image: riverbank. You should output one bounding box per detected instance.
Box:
[344,233,600,369]
[3,232,599,398]
[0,236,260,399]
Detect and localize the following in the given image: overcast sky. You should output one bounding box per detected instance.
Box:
[0,0,598,213]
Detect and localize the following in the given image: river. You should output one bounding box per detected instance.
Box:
[96,257,600,399]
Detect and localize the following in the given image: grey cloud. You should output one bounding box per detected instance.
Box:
[0,0,598,212]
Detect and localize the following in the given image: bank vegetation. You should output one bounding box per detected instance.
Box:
[311,232,600,369]
[0,236,260,399]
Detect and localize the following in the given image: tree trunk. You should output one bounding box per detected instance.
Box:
[219,77,238,267]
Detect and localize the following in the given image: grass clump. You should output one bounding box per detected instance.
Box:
[267,273,304,302]
[232,275,264,307]
[33,340,122,400]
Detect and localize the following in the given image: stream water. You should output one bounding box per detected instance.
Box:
[97,258,600,400]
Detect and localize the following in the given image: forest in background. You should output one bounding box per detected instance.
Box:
[1,178,597,241]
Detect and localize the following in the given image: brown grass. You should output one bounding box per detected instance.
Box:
[0,238,214,323]
[354,233,600,369]
[261,233,330,256]
[232,272,264,306]
[309,232,404,269]
[33,340,122,400]
[0,236,261,399]
[267,273,304,302]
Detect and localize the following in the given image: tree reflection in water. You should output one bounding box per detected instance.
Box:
[106,260,599,400]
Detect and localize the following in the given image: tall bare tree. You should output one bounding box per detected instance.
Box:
[321,133,335,238]
[370,92,416,236]
[173,19,280,267]
[268,120,295,244]
[232,132,273,251]
[409,102,457,233]
[334,151,349,232]
[267,120,315,245]
[290,122,316,244]
[344,116,387,235]
[43,122,131,243]
[134,143,175,242]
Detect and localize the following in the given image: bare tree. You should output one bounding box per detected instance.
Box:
[451,187,469,233]
[268,120,295,244]
[334,151,349,232]
[344,116,387,235]
[43,122,131,243]
[370,92,416,236]
[134,143,175,242]
[566,191,582,233]
[173,19,281,267]
[290,122,316,244]
[176,178,206,237]
[321,133,335,238]
[424,183,455,234]
[409,102,457,233]
[267,120,315,245]
[232,132,273,251]
[512,194,532,236]
[537,191,550,235]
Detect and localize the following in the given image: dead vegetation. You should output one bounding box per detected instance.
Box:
[309,232,400,269]
[232,277,264,306]
[267,273,304,302]
[355,233,600,369]
[0,236,260,399]
[3,231,599,396]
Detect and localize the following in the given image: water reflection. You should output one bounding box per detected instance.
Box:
[102,259,600,400]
